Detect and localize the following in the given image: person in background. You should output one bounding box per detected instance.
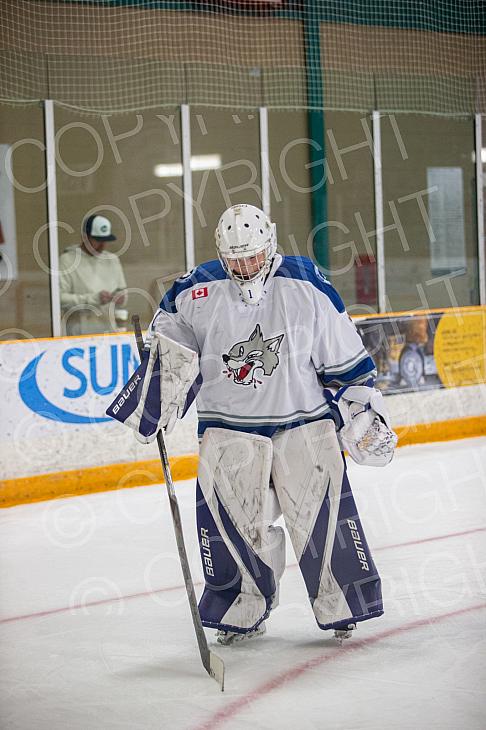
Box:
[59,214,127,335]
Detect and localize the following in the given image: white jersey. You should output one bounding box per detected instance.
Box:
[148,254,376,436]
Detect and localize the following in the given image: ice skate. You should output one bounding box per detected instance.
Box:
[333,623,356,643]
[216,622,266,646]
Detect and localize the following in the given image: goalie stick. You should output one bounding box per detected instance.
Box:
[132,315,225,691]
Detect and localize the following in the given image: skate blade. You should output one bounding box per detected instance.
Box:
[333,624,356,643]
[217,623,266,646]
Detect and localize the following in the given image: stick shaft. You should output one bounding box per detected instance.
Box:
[131,315,216,678]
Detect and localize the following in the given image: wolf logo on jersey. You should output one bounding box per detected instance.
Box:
[222,324,284,387]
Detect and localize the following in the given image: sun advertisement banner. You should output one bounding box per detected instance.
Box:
[0,333,141,479]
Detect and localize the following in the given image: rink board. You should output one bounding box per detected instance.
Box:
[1,307,485,507]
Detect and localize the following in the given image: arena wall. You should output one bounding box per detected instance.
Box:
[1,318,485,508]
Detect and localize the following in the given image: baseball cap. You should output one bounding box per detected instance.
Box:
[83,214,116,241]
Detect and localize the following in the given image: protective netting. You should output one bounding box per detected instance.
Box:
[0,0,485,114]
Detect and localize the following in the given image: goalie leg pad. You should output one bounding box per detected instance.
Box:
[271,419,383,629]
[197,428,284,632]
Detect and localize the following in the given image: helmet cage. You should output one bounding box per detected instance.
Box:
[215,204,276,290]
[219,241,274,284]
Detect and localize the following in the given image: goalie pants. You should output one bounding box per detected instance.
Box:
[196,420,383,634]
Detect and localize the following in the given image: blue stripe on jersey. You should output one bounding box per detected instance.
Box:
[318,355,376,387]
[160,259,227,313]
[275,256,345,313]
[198,412,335,439]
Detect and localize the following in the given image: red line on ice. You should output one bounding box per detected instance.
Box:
[373,525,486,552]
[193,601,486,730]
[0,525,484,626]
[0,582,190,625]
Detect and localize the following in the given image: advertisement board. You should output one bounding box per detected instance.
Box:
[0,333,142,480]
[2,333,139,428]
[355,307,486,394]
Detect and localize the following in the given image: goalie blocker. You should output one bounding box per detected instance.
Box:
[106,333,199,441]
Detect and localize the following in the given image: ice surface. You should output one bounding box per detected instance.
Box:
[1,437,485,729]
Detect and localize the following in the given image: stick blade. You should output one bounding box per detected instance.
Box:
[209,650,225,691]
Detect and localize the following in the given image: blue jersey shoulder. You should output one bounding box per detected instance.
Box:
[160,260,227,313]
[275,256,345,313]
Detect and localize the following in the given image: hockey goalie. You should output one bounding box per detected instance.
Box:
[107,204,397,645]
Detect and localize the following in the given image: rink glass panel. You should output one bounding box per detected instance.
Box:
[190,107,262,265]
[323,112,377,312]
[381,115,478,311]
[0,104,51,340]
[54,105,185,334]
[483,115,486,272]
[268,110,313,264]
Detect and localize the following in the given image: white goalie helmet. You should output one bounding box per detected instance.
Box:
[215,204,277,304]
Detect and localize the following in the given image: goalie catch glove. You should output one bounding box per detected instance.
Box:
[331,384,398,467]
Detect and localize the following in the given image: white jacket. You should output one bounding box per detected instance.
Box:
[59,245,127,335]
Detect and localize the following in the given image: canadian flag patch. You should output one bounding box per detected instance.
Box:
[192,287,208,300]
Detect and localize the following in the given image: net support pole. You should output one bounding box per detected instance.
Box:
[475,114,485,305]
[181,104,195,272]
[259,107,270,217]
[303,16,328,272]
[44,100,61,337]
[373,110,386,313]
